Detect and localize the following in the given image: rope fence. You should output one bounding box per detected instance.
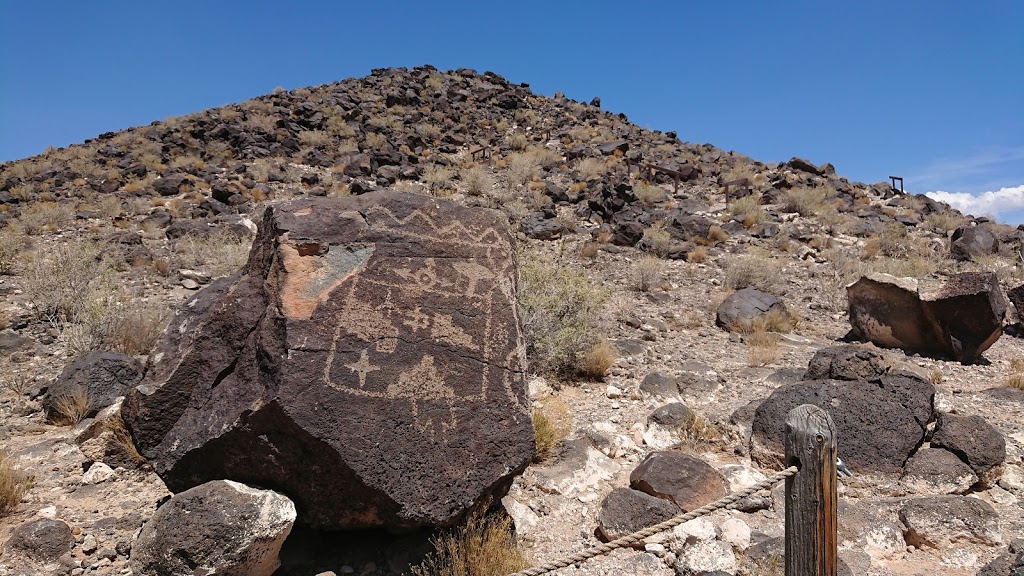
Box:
[508,465,799,576]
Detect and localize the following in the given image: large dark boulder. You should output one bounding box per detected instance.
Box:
[629,451,727,512]
[2,518,74,563]
[950,225,998,261]
[129,480,295,576]
[847,272,1008,363]
[124,191,534,530]
[715,288,791,333]
[750,378,933,473]
[596,487,679,542]
[44,352,143,421]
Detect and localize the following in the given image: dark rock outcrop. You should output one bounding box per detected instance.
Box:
[129,480,296,576]
[950,225,998,261]
[750,377,933,473]
[124,192,534,530]
[847,272,1008,363]
[803,345,891,381]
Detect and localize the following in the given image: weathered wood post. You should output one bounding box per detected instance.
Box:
[784,404,838,576]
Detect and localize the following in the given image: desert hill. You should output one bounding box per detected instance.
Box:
[0,65,1022,576]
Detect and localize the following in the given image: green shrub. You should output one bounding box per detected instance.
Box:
[519,253,608,377]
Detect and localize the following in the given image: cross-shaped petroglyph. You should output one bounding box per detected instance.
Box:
[345,349,380,388]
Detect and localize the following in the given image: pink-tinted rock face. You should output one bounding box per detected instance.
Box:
[124,191,534,530]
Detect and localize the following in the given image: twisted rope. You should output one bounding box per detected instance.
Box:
[508,465,798,576]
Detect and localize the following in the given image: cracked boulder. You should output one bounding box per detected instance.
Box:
[847,272,1008,363]
[124,191,534,530]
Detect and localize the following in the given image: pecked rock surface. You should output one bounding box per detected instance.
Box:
[123,191,534,530]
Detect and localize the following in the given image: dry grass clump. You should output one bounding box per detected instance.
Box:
[706,225,729,244]
[782,186,834,217]
[922,211,968,234]
[578,339,618,380]
[0,451,34,518]
[633,182,666,206]
[423,165,455,192]
[532,398,571,463]
[172,231,252,279]
[642,225,672,257]
[674,411,720,453]
[686,246,708,263]
[1005,358,1024,390]
[506,152,541,188]
[64,297,171,357]
[0,228,21,274]
[104,414,144,463]
[729,195,768,227]
[927,368,944,385]
[461,166,493,196]
[746,329,782,367]
[632,255,665,292]
[0,373,33,396]
[23,239,113,322]
[519,253,608,377]
[409,510,529,576]
[574,157,606,180]
[744,308,797,334]
[51,385,92,425]
[723,249,784,293]
[505,132,529,151]
[16,201,73,235]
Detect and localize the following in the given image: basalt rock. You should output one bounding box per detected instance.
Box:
[124,191,534,530]
[847,272,1008,363]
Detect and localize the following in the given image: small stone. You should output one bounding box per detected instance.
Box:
[606,385,624,399]
[81,534,97,554]
[81,462,115,485]
[180,278,200,290]
[720,518,751,550]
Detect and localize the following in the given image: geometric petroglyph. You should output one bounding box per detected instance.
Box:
[318,205,528,441]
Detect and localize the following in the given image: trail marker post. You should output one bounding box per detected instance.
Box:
[784,404,838,576]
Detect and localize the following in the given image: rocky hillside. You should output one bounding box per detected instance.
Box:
[0,65,1023,576]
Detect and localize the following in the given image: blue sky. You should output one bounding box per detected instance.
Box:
[2,1,1022,221]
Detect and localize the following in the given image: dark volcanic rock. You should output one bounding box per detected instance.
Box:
[45,352,144,421]
[129,480,295,576]
[124,191,534,530]
[930,412,1006,485]
[847,272,1008,363]
[715,287,791,333]
[2,518,74,562]
[950,225,998,261]
[629,451,727,512]
[750,378,932,473]
[803,345,891,381]
[899,496,1000,548]
[596,487,679,542]
[901,448,977,494]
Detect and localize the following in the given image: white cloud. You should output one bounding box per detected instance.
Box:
[925,185,1024,219]
[910,146,1024,191]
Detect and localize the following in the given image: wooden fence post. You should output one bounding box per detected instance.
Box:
[784,404,838,576]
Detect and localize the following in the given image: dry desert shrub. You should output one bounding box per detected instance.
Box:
[675,411,720,453]
[461,166,493,196]
[633,181,666,206]
[51,385,92,425]
[574,157,606,180]
[0,228,22,274]
[923,211,968,234]
[172,231,252,279]
[0,451,33,518]
[686,246,708,263]
[706,225,729,244]
[518,253,608,377]
[505,132,529,151]
[642,225,672,257]
[409,510,529,576]
[632,254,665,292]
[927,368,944,385]
[423,165,454,193]
[782,186,834,217]
[16,201,73,235]
[505,152,540,188]
[729,195,768,226]
[532,398,571,463]
[723,249,784,293]
[64,296,171,357]
[23,239,114,323]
